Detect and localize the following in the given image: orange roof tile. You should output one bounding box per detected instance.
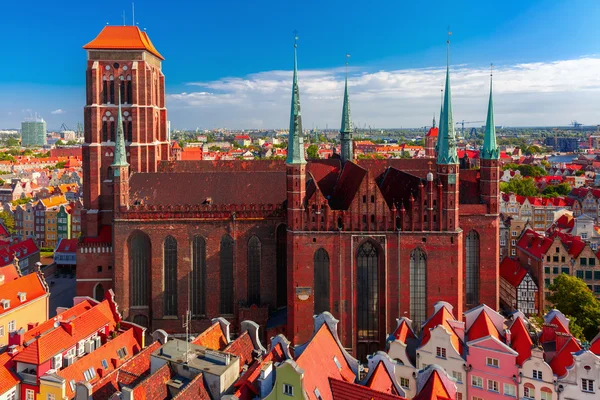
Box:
[0,264,20,283]
[413,369,453,400]
[0,352,19,395]
[23,299,96,342]
[421,306,463,355]
[296,324,357,400]
[15,300,117,365]
[468,310,500,341]
[223,331,254,372]
[392,319,415,343]
[83,26,164,60]
[41,195,68,208]
[58,328,141,398]
[329,378,405,400]
[191,322,228,350]
[366,361,400,395]
[0,272,47,318]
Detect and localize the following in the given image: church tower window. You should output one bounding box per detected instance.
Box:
[220,235,234,314]
[314,248,330,314]
[247,235,261,305]
[466,230,480,306]
[191,236,206,317]
[410,248,427,328]
[163,236,178,317]
[129,231,150,307]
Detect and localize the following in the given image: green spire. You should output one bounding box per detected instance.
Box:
[340,54,353,162]
[481,68,499,160]
[111,91,129,169]
[286,35,306,165]
[437,40,458,165]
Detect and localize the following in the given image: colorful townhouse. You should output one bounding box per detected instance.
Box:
[500,257,539,315]
[41,195,68,248]
[0,270,49,350]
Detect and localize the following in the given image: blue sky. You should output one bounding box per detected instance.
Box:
[1,0,600,129]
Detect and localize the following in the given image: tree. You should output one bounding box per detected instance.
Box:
[547,274,600,340]
[500,177,539,197]
[55,140,65,146]
[0,211,15,235]
[11,197,31,206]
[400,151,411,159]
[575,170,585,176]
[66,140,78,146]
[306,144,319,159]
[543,182,572,197]
[5,138,19,147]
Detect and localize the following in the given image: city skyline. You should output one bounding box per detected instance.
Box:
[1,0,600,129]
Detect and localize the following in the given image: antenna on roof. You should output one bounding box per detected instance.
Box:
[132,2,135,26]
[122,10,126,26]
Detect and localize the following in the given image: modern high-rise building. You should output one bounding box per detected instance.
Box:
[21,117,47,146]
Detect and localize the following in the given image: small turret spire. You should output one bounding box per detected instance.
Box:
[286,32,306,165]
[112,91,129,168]
[481,63,499,160]
[437,31,458,165]
[340,53,353,162]
[432,114,436,129]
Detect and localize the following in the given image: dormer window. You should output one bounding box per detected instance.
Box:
[1,300,10,310]
[17,292,26,302]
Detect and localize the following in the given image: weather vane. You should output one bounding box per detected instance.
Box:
[490,63,494,77]
[294,30,298,48]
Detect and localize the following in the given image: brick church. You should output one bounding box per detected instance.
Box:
[77,26,500,361]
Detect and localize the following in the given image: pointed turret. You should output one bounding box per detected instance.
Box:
[112,92,129,170]
[481,73,499,160]
[437,61,458,165]
[286,37,306,165]
[340,55,353,162]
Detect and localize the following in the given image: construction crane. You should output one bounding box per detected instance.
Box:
[59,123,70,132]
[455,120,484,137]
[571,120,583,130]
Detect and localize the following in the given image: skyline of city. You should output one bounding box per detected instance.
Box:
[2,0,600,129]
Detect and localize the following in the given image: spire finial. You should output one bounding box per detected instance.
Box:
[340,53,354,162]
[446,27,452,68]
[437,31,458,165]
[286,31,306,165]
[482,62,499,160]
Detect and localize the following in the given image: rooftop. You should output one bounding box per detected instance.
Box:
[83,26,164,60]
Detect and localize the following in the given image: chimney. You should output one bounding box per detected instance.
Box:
[8,345,19,356]
[8,328,25,347]
[555,332,571,352]
[75,381,93,400]
[27,322,39,330]
[60,320,75,336]
[257,361,274,398]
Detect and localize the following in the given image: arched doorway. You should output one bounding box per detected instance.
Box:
[94,283,105,302]
[356,241,382,362]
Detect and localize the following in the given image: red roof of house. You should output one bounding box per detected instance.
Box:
[58,328,142,398]
[0,352,19,395]
[549,336,581,377]
[509,317,533,366]
[550,231,586,258]
[15,299,118,365]
[233,343,286,400]
[421,305,462,355]
[296,323,357,400]
[0,223,9,237]
[516,229,553,260]
[56,238,78,253]
[329,378,405,400]
[468,309,500,341]
[0,264,20,283]
[426,127,439,138]
[457,149,479,159]
[171,141,180,149]
[500,257,528,287]
[391,318,416,343]
[83,26,164,60]
[80,225,112,244]
[366,361,400,395]
[0,238,39,266]
[591,334,600,356]
[0,272,47,318]
[412,369,453,400]
[223,331,254,372]
[191,321,228,350]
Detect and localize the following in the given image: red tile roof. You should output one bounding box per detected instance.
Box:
[412,369,453,400]
[83,26,164,60]
[549,231,586,258]
[549,336,581,377]
[0,264,20,283]
[0,272,47,318]
[0,352,19,395]
[15,299,118,365]
[296,324,357,400]
[468,309,500,341]
[426,127,439,138]
[55,238,78,253]
[58,328,142,399]
[191,321,228,350]
[24,299,96,343]
[0,238,39,267]
[233,343,286,400]
[500,257,528,287]
[516,229,553,260]
[421,305,462,355]
[223,331,254,372]
[366,361,400,395]
[329,378,405,400]
[391,318,415,343]
[509,317,533,366]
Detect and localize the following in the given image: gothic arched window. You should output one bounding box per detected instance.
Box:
[163,236,178,316]
[466,230,480,306]
[410,248,427,328]
[220,235,234,314]
[247,236,261,305]
[314,248,330,314]
[191,236,206,317]
[129,231,151,307]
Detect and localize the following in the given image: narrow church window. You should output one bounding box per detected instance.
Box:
[191,236,206,317]
[357,242,379,361]
[371,215,375,223]
[109,75,115,104]
[119,76,125,103]
[220,235,234,314]
[466,230,480,306]
[276,225,287,308]
[371,195,375,203]
[410,248,427,328]
[102,77,108,104]
[314,248,330,314]
[127,119,133,142]
[247,236,261,305]
[109,118,115,142]
[102,119,108,142]
[129,232,150,307]
[363,195,367,203]
[163,236,178,317]
[126,75,133,104]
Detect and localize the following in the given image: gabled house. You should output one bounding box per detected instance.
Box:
[499,257,539,315]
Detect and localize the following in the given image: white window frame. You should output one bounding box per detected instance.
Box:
[503,383,516,397]
[488,379,499,393]
[26,389,34,400]
[582,378,595,393]
[8,320,15,333]
[452,370,463,383]
[436,347,446,359]
[400,377,410,389]
[533,369,543,380]
[283,383,294,396]
[486,357,499,368]
[472,375,483,388]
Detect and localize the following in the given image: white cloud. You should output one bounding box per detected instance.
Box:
[166,57,600,129]
[51,109,66,115]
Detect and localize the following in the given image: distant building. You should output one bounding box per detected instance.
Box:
[21,118,47,147]
[545,137,579,152]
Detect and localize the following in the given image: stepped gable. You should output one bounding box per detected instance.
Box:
[459,169,482,204]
